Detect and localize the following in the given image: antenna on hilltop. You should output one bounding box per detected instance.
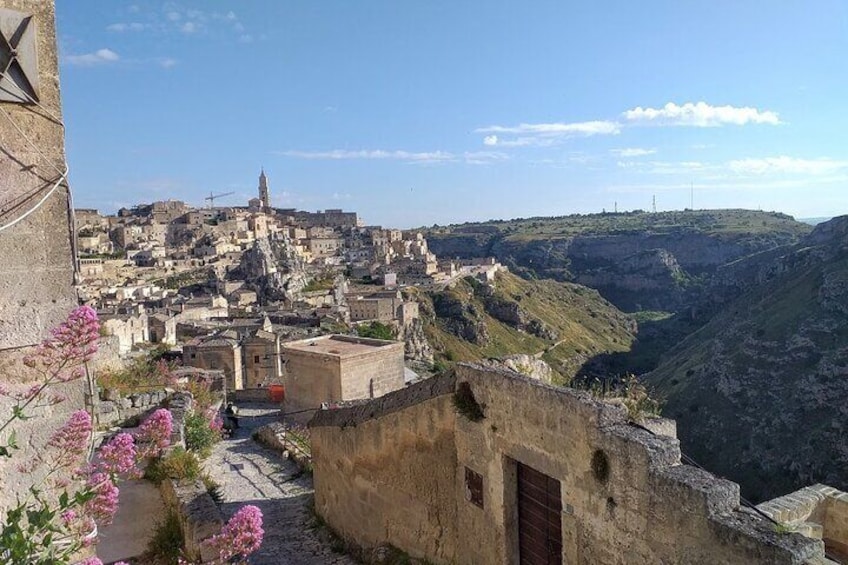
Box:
[652,194,657,213]
[690,181,694,210]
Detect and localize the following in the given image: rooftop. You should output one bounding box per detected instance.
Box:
[281,334,398,358]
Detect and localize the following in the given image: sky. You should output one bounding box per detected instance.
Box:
[56,1,848,228]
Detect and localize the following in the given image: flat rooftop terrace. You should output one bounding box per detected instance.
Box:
[281,334,397,358]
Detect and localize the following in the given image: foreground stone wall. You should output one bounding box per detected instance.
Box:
[0,0,80,512]
[310,376,458,562]
[310,365,827,564]
[0,0,76,350]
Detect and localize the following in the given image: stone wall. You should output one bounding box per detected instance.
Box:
[283,349,342,414]
[310,376,458,562]
[0,0,81,512]
[0,0,77,351]
[758,484,848,558]
[339,343,404,400]
[310,365,827,564]
[159,479,223,563]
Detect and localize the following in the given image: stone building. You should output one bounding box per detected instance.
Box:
[100,312,150,354]
[183,335,244,392]
[309,364,834,564]
[0,0,86,511]
[281,335,404,414]
[242,328,283,389]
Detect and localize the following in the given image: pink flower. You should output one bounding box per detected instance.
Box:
[29,306,100,377]
[48,410,92,466]
[77,558,103,565]
[136,408,173,459]
[98,432,137,476]
[84,472,120,525]
[61,509,78,525]
[207,504,264,561]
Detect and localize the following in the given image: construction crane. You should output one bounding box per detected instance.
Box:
[204,191,234,208]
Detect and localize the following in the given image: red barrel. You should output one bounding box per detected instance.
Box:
[269,385,285,402]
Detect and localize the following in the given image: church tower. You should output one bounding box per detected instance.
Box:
[258,168,270,212]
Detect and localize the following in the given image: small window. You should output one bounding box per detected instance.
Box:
[465,467,484,508]
[254,355,260,363]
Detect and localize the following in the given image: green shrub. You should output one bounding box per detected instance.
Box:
[185,410,220,456]
[144,509,184,564]
[145,448,201,484]
[356,321,395,341]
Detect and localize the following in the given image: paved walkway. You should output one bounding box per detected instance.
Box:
[204,403,355,564]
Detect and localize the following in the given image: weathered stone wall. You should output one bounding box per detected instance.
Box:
[339,342,404,400]
[0,0,81,513]
[310,365,826,564]
[159,478,223,563]
[283,349,342,413]
[310,376,458,562]
[0,0,77,350]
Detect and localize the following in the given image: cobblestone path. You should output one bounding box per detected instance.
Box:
[204,404,354,565]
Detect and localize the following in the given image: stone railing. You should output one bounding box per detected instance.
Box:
[254,422,312,471]
[159,478,223,563]
[758,484,848,558]
[97,388,171,427]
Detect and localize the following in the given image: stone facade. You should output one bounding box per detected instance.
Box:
[309,365,829,564]
[183,337,244,391]
[0,0,77,350]
[281,335,404,414]
[0,0,85,512]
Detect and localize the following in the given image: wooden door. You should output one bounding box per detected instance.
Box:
[518,462,563,565]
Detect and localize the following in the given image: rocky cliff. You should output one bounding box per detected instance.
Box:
[231,234,309,305]
[645,215,848,502]
[425,210,811,311]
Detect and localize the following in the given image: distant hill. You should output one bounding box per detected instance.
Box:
[799,217,834,225]
[423,209,812,311]
[645,215,848,502]
[407,271,637,384]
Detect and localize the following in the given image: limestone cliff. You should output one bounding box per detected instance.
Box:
[231,234,308,304]
[645,215,848,502]
[425,210,811,311]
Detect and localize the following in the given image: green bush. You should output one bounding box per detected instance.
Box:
[144,447,201,484]
[144,509,184,564]
[184,410,220,456]
[356,321,395,341]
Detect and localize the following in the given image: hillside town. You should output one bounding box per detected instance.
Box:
[75,170,505,403]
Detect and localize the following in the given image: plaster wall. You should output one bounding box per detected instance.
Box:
[282,349,342,413]
[339,343,404,400]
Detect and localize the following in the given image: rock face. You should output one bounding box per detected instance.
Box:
[232,234,309,304]
[483,354,555,384]
[646,215,848,502]
[401,317,434,363]
[431,290,489,345]
[425,210,811,311]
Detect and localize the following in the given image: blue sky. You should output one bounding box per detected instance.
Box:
[57,1,848,227]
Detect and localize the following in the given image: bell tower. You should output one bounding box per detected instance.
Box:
[258,168,270,212]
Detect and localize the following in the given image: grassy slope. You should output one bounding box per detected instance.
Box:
[426,209,811,242]
[415,271,637,383]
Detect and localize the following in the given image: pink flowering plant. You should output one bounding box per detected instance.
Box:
[0,307,264,564]
[0,307,162,564]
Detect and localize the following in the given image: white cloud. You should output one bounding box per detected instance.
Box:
[166,10,181,21]
[611,147,656,157]
[476,120,620,137]
[279,148,507,165]
[106,22,147,32]
[483,135,498,146]
[64,48,120,66]
[159,57,178,69]
[180,21,198,34]
[623,102,780,127]
[728,156,848,176]
[279,149,456,163]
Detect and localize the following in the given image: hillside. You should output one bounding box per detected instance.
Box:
[407,271,637,384]
[645,216,848,502]
[423,209,812,311]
